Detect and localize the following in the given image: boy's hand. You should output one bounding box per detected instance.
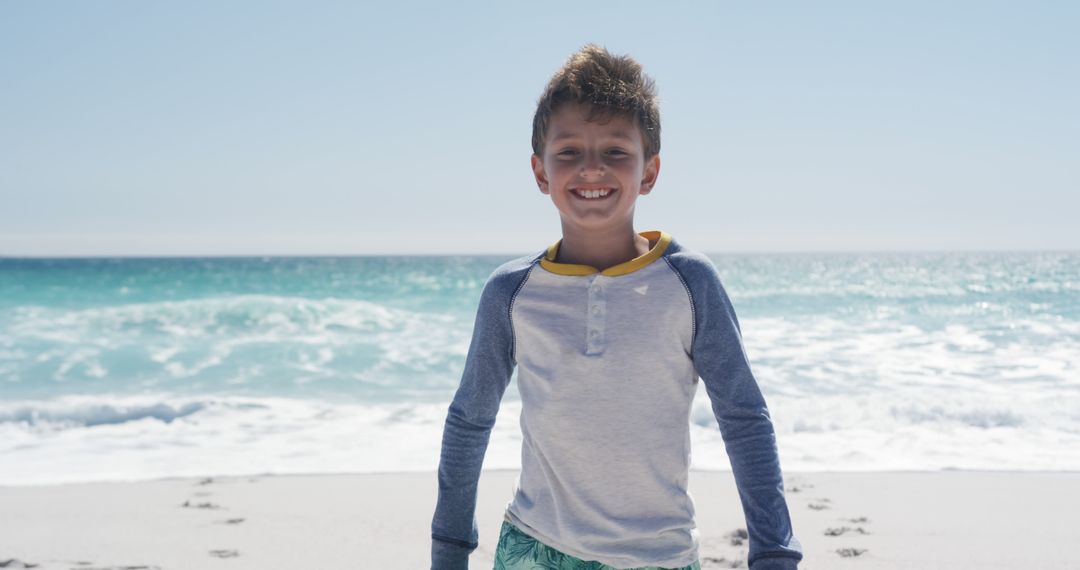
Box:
[430,537,470,570]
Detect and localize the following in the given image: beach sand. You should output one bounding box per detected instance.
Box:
[2,469,1078,569]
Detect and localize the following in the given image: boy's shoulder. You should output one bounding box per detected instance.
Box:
[489,250,545,280]
[662,237,725,288]
[477,250,546,305]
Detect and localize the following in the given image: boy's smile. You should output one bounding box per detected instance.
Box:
[531,102,660,234]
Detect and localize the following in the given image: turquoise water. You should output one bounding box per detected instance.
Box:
[2,251,1078,484]
[0,255,497,402]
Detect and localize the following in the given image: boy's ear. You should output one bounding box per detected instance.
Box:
[531,154,549,195]
[639,154,661,195]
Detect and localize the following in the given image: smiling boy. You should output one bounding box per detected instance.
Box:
[431,44,803,570]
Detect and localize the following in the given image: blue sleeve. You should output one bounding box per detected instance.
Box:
[430,262,524,570]
[670,253,803,570]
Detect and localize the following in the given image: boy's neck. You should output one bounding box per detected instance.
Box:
[554,223,656,272]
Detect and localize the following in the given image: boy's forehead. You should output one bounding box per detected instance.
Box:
[549,128,638,143]
[548,104,641,143]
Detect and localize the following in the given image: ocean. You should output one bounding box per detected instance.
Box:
[1,251,1078,485]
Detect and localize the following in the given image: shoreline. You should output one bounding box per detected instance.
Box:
[5,465,1079,489]
[3,469,1078,569]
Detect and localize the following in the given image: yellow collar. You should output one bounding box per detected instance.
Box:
[539,230,673,276]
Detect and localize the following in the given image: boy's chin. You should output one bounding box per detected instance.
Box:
[559,215,634,231]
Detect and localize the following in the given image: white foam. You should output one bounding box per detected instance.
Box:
[2,386,1079,487]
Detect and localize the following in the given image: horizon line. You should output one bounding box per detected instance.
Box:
[3,247,1079,260]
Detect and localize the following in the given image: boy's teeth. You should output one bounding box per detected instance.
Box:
[575,188,612,199]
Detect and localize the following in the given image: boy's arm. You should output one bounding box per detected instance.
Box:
[431,268,520,570]
[679,256,804,570]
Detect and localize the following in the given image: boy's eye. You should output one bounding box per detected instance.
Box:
[557,149,627,157]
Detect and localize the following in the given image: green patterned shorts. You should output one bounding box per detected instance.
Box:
[493,520,702,570]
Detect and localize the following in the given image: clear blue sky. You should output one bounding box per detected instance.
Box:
[2,1,1077,256]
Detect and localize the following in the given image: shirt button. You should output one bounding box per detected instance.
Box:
[591,284,601,294]
[591,305,602,315]
[589,329,600,338]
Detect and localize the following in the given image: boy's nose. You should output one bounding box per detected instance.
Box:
[579,164,606,178]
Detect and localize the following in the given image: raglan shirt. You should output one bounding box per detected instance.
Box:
[431,230,803,570]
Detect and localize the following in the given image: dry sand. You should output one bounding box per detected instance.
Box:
[2,469,1078,569]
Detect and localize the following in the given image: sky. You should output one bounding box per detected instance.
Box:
[1,1,1077,256]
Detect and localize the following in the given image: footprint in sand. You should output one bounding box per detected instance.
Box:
[181,499,223,509]
[0,559,39,568]
[824,526,870,536]
[785,481,813,494]
[786,480,814,493]
[72,566,163,569]
[823,501,871,554]
[724,528,748,546]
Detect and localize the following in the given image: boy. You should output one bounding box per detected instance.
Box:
[431,44,803,570]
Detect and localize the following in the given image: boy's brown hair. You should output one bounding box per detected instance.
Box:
[531,43,661,160]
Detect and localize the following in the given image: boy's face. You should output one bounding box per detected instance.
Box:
[531,102,660,233]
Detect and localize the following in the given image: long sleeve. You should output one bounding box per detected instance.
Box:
[669,252,803,570]
[431,262,527,570]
